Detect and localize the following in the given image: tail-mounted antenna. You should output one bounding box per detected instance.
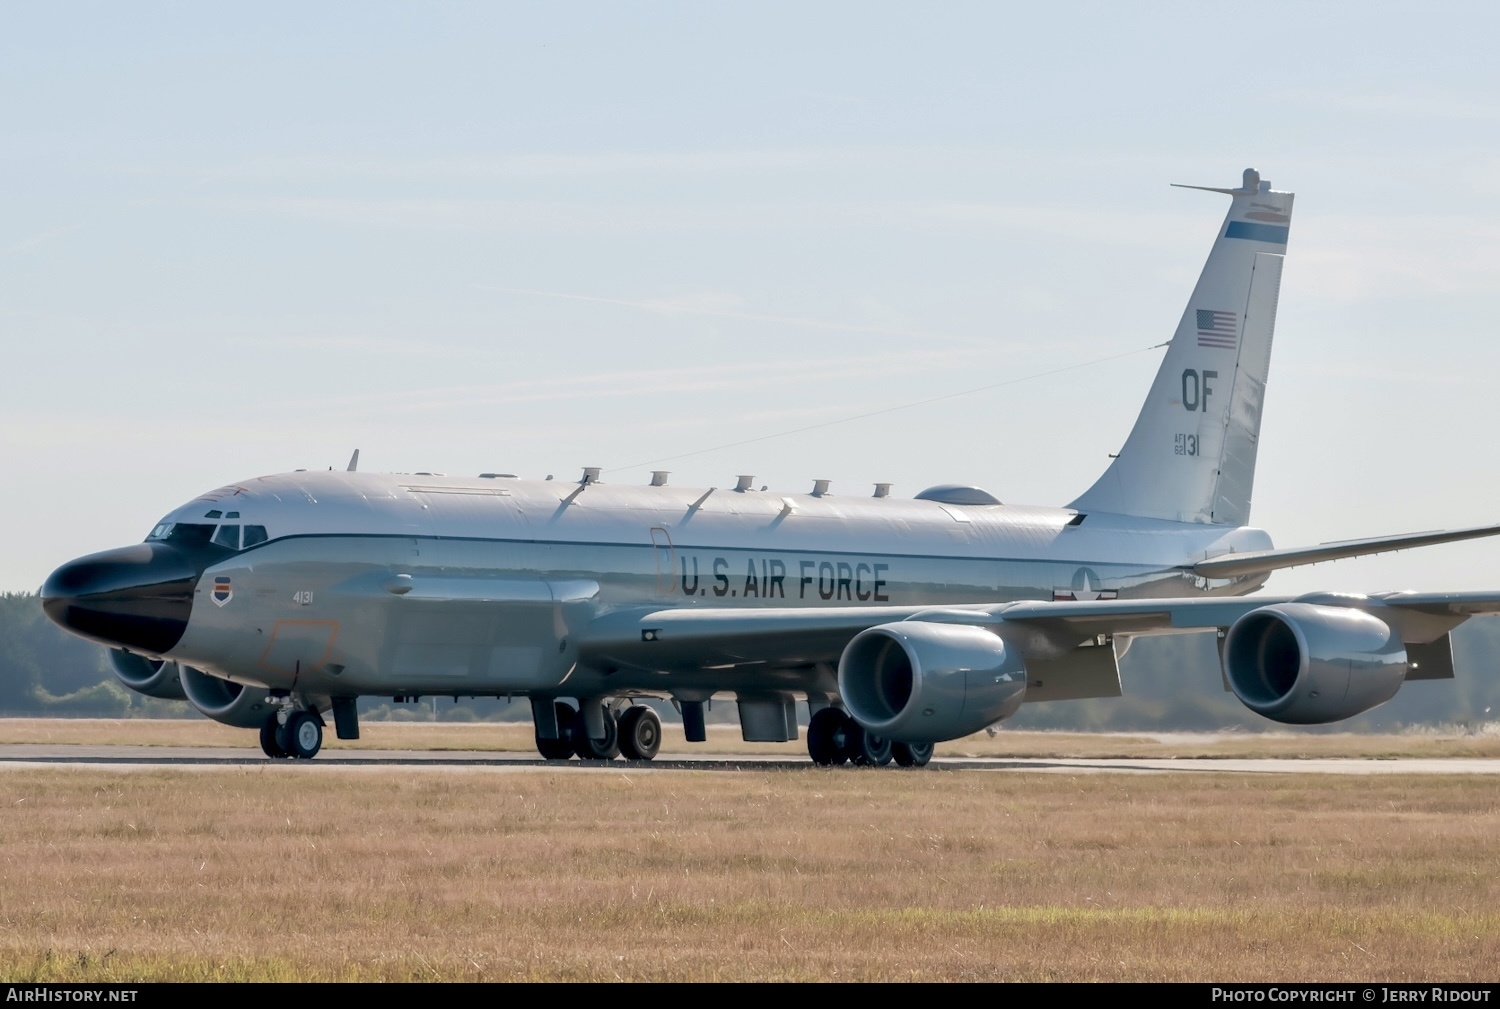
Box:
[1171,167,1264,196]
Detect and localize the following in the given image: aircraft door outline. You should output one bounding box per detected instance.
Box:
[650,526,676,596]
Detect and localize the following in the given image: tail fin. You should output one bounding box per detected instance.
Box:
[1070,168,1292,526]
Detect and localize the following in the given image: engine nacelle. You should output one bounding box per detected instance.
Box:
[1222,602,1407,724]
[180,665,277,728]
[108,649,186,700]
[838,621,1027,743]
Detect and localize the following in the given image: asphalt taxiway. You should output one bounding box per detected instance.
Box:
[1,743,1498,774]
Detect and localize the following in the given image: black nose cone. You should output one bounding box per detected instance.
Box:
[41,543,197,654]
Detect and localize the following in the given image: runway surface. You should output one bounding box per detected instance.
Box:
[2,743,1498,774]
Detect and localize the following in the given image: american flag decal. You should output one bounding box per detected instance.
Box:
[1196,309,1238,350]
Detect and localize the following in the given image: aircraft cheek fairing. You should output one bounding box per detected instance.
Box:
[39,170,1500,763]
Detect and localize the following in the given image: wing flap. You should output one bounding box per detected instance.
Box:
[1023,642,1123,702]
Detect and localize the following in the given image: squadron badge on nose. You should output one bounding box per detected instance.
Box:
[212,576,233,607]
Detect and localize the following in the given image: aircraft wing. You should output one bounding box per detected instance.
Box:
[1190,523,1500,578]
[580,590,1500,676]
[949,590,1500,638]
[580,597,1288,675]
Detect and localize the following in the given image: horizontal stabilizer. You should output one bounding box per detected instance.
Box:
[1190,523,1500,579]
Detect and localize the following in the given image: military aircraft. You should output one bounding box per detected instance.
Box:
[40,169,1500,765]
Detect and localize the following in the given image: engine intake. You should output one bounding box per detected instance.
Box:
[108,649,186,700]
[838,621,1027,743]
[1223,603,1407,724]
[180,665,277,728]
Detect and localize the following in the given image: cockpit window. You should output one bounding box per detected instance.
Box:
[148,520,267,549]
[165,523,216,546]
[205,510,223,519]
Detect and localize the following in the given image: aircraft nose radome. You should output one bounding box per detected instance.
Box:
[41,543,197,655]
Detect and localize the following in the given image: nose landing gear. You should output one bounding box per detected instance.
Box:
[259,709,324,760]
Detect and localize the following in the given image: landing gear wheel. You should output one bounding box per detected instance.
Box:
[283,710,323,759]
[807,708,852,766]
[618,705,662,761]
[572,706,621,760]
[536,701,577,760]
[848,723,894,766]
[892,742,934,767]
[259,717,290,759]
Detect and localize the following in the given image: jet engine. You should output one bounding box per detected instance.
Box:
[1222,602,1407,724]
[107,649,187,700]
[838,621,1027,743]
[180,665,278,728]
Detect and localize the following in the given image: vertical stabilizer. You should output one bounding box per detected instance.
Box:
[1070,169,1292,526]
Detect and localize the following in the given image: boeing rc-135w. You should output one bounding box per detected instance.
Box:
[41,169,1500,763]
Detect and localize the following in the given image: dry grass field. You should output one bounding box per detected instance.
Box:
[3,716,1500,759]
[0,767,1495,981]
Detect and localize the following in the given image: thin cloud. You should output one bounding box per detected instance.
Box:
[477,285,994,347]
[259,345,1004,415]
[1276,87,1499,122]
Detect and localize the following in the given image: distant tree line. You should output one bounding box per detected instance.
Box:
[2,590,1497,730]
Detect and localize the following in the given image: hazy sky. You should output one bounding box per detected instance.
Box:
[4,2,1500,595]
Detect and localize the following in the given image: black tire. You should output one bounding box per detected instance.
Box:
[283,710,323,759]
[618,705,662,761]
[892,741,934,767]
[535,701,577,760]
[848,722,894,766]
[807,707,851,766]
[571,705,621,760]
[259,717,289,759]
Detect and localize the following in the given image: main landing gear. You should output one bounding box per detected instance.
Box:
[259,709,324,760]
[806,708,933,768]
[533,701,663,762]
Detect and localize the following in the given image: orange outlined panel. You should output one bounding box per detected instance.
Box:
[257,620,340,676]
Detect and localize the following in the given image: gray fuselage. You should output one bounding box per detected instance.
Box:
[160,471,1272,703]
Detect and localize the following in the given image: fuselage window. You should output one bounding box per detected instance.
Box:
[242,525,269,548]
[212,524,241,550]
